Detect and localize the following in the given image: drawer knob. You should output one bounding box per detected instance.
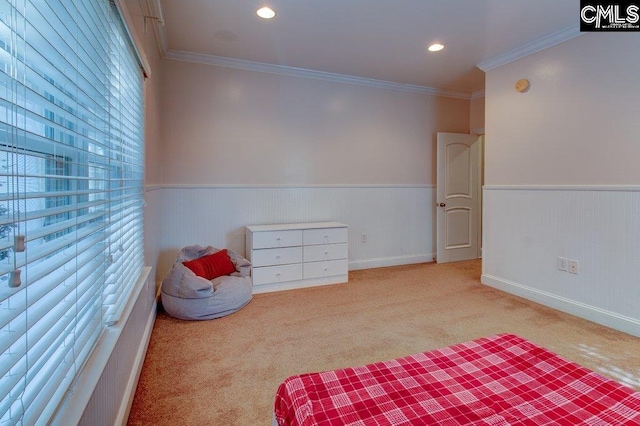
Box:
[324,251,328,254]
[276,255,280,258]
[276,237,281,240]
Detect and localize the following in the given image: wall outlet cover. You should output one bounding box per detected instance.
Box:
[558,257,568,272]
[568,259,579,274]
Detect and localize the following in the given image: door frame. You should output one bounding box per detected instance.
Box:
[474,133,484,258]
[435,131,484,263]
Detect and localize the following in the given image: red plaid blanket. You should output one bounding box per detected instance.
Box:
[274,334,640,425]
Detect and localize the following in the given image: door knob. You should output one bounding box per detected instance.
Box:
[436,202,446,207]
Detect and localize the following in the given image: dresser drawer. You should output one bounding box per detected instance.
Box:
[303,259,348,279]
[252,263,303,286]
[251,247,303,267]
[303,227,348,246]
[303,243,348,262]
[251,230,302,249]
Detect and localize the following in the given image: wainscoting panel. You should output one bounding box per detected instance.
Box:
[144,186,163,287]
[158,185,436,279]
[482,186,640,337]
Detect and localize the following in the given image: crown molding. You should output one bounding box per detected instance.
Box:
[164,49,472,99]
[477,25,583,72]
[154,183,436,189]
[471,89,485,100]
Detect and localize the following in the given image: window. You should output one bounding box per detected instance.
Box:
[0,0,145,423]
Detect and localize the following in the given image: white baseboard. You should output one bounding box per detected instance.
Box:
[116,300,157,425]
[349,254,434,271]
[481,274,640,338]
[252,274,348,294]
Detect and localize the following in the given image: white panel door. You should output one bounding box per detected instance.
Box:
[436,133,481,263]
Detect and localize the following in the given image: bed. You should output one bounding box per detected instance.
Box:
[274,334,640,425]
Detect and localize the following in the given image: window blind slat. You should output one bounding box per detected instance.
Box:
[0,244,106,356]
[0,355,25,418]
[1,249,110,410]
[23,236,107,286]
[25,305,77,384]
[21,5,111,114]
[22,211,104,242]
[104,253,143,321]
[0,0,144,422]
[0,220,106,276]
[106,223,141,268]
[20,340,76,424]
[0,311,25,356]
[2,256,105,362]
[0,199,106,226]
[0,188,107,202]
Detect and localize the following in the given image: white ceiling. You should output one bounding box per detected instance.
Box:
[154,0,579,94]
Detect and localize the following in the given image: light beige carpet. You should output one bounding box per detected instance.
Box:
[128,260,640,425]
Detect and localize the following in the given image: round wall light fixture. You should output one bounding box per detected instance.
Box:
[428,43,444,52]
[515,78,530,93]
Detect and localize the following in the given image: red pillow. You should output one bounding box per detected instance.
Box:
[183,249,236,280]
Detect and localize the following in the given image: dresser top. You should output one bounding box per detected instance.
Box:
[246,222,348,232]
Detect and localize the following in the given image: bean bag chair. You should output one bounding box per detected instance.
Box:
[161,245,253,320]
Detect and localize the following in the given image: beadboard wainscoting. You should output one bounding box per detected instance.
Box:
[482,186,640,337]
[53,268,156,425]
[144,186,163,287]
[157,185,436,280]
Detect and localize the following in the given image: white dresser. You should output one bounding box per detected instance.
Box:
[245,222,348,294]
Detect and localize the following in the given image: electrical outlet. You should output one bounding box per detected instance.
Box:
[568,259,579,274]
[557,257,568,272]
[361,233,368,243]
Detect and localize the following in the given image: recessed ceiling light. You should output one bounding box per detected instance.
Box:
[257,6,276,19]
[428,43,444,52]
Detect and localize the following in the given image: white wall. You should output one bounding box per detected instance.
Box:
[485,34,640,186]
[158,185,436,276]
[161,60,468,185]
[143,80,163,286]
[483,33,640,337]
[157,60,470,278]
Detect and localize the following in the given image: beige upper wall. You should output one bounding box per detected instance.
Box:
[144,54,164,186]
[470,96,485,132]
[485,33,640,186]
[160,60,470,185]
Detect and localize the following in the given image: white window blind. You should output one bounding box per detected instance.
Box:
[0,0,144,424]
